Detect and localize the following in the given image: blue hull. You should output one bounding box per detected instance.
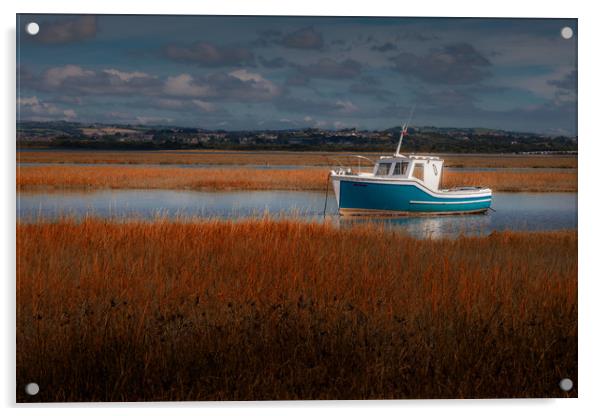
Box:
[337,179,492,214]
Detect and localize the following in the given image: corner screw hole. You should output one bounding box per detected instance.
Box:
[25,382,39,396]
[559,378,573,392]
[26,22,40,36]
[561,27,573,40]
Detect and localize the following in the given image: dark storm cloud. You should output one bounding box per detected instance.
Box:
[284,73,310,87]
[258,56,288,69]
[394,30,439,42]
[275,96,359,116]
[547,70,577,104]
[281,27,324,50]
[163,42,255,67]
[294,58,362,80]
[29,15,97,44]
[255,26,324,50]
[137,98,227,115]
[22,65,282,103]
[253,29,282,47]
[391,43,492,85]
[384,87,575,135]
[163,70,282,102]
[330,39,352,52]
[17,15,577,133]
[371,42,397,53]
[413,88,477,109]
[349,76,395,100]
[23,65,162,96]
[548,70,577,91]
[396,85,511,117]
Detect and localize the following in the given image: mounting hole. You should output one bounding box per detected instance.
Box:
[25,382,39,396]
[559,378,573,391]
[26,22,40,36]
[561,27,573,40]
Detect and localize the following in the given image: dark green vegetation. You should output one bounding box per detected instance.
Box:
[17,121,577,153]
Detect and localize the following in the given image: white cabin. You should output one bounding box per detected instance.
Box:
[371,155,444,191]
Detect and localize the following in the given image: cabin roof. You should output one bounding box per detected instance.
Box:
[378,154,442,162]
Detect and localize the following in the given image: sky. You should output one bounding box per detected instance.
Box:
[17,14,577,135]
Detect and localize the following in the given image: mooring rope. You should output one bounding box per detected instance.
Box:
[323,172,331,218]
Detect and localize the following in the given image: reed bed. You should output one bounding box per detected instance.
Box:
[17,218,577,401]
[18,150,578,169]
[17,165,577,192]
[443,170,577,192]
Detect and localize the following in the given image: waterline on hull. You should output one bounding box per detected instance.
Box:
[338,207,490,217]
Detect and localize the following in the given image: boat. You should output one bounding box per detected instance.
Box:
[329,125,493,216]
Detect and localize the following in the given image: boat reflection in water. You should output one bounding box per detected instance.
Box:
[336,212,494,239]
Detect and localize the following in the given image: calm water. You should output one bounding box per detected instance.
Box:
[17,190,577,238]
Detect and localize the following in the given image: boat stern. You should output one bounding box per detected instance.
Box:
[330,171,341,206]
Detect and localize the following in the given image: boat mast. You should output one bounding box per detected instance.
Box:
[394,104,415,157]
[394,123,407,157]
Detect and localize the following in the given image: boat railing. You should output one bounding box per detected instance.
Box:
[329,155,376,176]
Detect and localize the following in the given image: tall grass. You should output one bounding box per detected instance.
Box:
[443,170,577,192]
[17,218,577,401]
[17,165,577,192]
[18,150,578,169]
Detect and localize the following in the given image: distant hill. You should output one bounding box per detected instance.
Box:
[17,121,578,154]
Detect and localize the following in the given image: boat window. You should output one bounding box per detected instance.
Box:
[392,161,409,176]
[412,163,424,181]
[376,163,392,176]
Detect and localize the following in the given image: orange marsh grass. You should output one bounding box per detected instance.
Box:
[17,165,577,192]
[17,217,577,401]
[18,150,578,169]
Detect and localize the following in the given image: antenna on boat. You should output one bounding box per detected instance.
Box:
[395,104,415,157]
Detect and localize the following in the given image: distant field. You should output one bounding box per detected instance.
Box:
[17,165,578,192]
[80,127,141,136]
[17,150,578,169]
[17,218,577,401]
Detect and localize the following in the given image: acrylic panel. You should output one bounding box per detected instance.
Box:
[16,14,577,402]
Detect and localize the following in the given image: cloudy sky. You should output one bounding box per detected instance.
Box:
[17,14,577,134]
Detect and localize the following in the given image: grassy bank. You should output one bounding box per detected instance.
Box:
[17,165,577,192]
[18,150,578,169]
[17,218,577,401]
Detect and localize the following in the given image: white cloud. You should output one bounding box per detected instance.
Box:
[498,68,575,101]
[43,65,94,87]
[192,100,216,112]
[135,116,174,124]
[63,109,77,119]
[229,69,280,96]
[335,100,359,114]
[164,74,211,97]
[18,96,76,120]
[103,69,153,82]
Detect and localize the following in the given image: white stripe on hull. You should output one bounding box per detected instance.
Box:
[409,198,492,205]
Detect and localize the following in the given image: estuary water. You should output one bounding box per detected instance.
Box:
[17,190,577,239]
